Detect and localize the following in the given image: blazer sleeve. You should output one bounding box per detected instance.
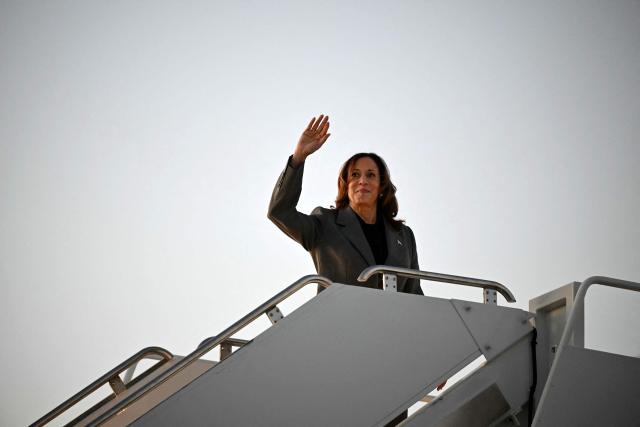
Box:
[267,156,322,251]
[405,227,424,295]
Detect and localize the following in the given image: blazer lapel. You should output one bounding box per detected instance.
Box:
[336,207,376,266]
[384,220,404,266]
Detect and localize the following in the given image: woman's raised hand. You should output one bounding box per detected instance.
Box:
[292,115,331,167]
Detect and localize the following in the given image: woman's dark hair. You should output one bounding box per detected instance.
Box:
[334,152,404,230]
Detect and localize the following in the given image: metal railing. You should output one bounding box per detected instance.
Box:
[533,275,640,424]
[31,347,173,427]
[89,274,333,426]
[357,265,516,303]
[556,276,640,352]
[123,353,168,384]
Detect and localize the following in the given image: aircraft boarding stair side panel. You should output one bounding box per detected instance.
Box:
[450,299,534,362]
[402,336,533,426]
[532,345,640,427]
[133,284,482,427]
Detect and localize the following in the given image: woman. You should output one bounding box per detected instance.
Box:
[268,114,423,295]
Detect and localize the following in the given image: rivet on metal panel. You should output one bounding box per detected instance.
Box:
[484,345,492,351]
[464,306,471,312]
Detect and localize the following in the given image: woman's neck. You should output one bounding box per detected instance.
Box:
[350,203,377,224]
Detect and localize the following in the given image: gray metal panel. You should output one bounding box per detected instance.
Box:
[404,336,533,427]
[451,299,533,361]
[532,346,640,427]
[134,284,481,427]
[528,282,584,347]
[528,282,584,407]
[428,384,509,427]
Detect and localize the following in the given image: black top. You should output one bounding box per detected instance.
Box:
[356,213,388,265]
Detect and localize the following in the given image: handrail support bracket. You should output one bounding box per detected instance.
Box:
[383,273,397,292]
[484,288,498,305]
[266,306,285,325]
[108,376,127,396]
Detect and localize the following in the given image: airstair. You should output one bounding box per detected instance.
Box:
[31,267,640,426]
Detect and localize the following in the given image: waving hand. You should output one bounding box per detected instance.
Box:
[292,114,331,167]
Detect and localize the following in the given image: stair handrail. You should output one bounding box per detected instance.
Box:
[31,346,173,427]
[357,265,516,302]
[533,275,640,424]
[89,274,333,426]
[557,276,640,352]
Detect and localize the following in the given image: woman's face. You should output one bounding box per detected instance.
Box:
[347,156,381,209]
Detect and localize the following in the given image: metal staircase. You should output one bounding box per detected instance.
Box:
[31,269,640,427]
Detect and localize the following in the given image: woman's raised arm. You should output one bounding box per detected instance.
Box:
[268,115,331,250]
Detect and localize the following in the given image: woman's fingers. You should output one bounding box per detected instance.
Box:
[306,116,316,131]
[301,115,330,153]
[305,114,330,133]
[318,119,330,136]
[311,114,328,132]
[319,115,329,131]
[313,115,324,131]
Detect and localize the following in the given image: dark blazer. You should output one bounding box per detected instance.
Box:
[268,157,423,295]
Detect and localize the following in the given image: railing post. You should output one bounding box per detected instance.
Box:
[108,376,127,395]
[483,288,497,305]
[220,342,233,361]
[266,306,285,324]
[383,273,398,292]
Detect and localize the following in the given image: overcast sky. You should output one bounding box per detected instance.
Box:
[1,1,639,425]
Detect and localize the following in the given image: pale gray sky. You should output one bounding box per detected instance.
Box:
[1,1,639,425]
